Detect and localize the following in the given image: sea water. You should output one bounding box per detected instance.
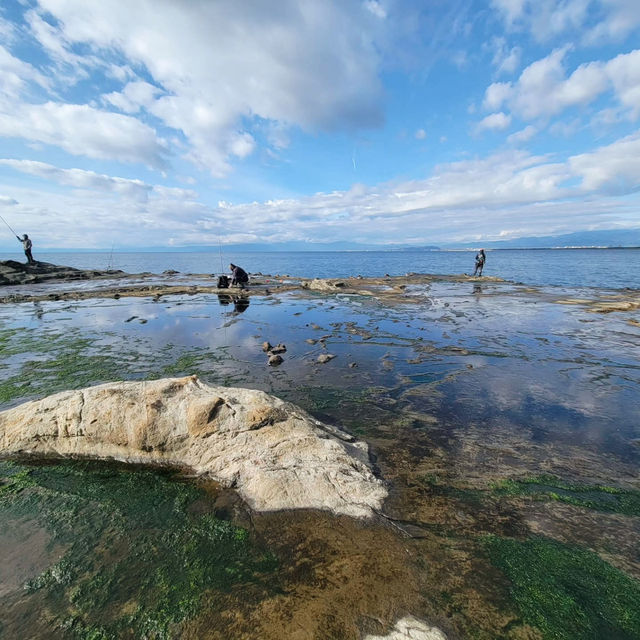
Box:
[1,247,639,289]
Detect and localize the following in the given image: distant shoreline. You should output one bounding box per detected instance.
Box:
[1,245,640,254]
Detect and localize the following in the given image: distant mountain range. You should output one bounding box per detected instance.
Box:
[442,229,640,250]
[2,229,639,252]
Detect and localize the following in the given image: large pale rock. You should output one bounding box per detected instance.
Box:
[0,376,386,518]
[365,617,448,640]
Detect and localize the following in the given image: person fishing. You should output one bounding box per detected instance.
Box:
[229,263,249,289]
[17,233,35,265]
[473,249,485,276]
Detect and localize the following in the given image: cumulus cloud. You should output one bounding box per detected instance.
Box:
[482,47,640,122]
[0,102,168,168]
[477,112,512,131]
[4,127,638,248]
[21,0,384,176]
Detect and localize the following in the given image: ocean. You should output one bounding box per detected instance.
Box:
[2,247,639,290]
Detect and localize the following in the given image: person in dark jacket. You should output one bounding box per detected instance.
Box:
[473,249,486,276]
[17,234,35,264]
[229,263,249,289]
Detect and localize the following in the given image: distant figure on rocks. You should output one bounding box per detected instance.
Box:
[17,234,35,264]
[229,263,249,289]
[473,249,486,276]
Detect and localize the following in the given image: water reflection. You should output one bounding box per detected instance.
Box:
[217,293,250,313]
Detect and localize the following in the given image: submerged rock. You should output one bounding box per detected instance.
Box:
[317,353,336,364]
[0,376,386,518]
[268,354,284,366]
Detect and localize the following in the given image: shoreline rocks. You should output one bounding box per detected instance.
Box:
[0,376,387,518]
[0,260,126,286]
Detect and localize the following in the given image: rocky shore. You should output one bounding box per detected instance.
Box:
[0,259,127,286]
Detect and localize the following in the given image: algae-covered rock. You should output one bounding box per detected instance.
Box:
[0,376,386,517]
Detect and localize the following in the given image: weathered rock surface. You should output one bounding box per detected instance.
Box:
[364,617,447,640]
[0,260,126,286]
[302,278,346,291]
[0,376,386,517]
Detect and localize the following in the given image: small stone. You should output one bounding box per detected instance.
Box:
[317,353,336,364]
[262,341,272,352]
[268,354,283,366]
[270,343,287,354]
[305,338,317,345]
[125,316,137,323]
[348,362,358,368]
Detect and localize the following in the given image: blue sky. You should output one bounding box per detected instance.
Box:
[0,0,639,249]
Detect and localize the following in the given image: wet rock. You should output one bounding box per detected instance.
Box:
[349,362,358,368]
[0,260,127,286]
[317,353,336,364]
[262,341,272,352]
[268,354,284,366]
[0,376,386,517]
[162,269,179,275]
[125,316,138,323]
[305,338,317,345]
[269,343,287,354]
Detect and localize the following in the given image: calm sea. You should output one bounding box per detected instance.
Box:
[2,248,638,290]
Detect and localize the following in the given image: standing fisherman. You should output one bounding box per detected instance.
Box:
[473,249,486,276]
[17,234,35,264]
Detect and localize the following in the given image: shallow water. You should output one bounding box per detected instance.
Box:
[1,279,639,638]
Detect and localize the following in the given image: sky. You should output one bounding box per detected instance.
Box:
[0,0,639,250]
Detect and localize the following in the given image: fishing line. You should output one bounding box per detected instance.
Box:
[0,213,18,239]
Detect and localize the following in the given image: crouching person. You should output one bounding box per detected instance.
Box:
[229,263,249,289]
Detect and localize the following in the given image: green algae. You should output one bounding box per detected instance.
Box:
[484,535,640,640]
[492,475,640,517]
[0,459,277,639]
[0,327,236,406]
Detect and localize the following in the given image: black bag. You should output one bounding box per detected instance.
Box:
[217,275,230,288]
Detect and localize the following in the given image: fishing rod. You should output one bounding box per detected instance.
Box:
[0,212,18,239]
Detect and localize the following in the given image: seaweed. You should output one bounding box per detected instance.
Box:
[492,475,640,517]
[484,535,640,640]
[0,459,278,638]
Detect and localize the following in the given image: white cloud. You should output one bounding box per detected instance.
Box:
[415,128,427,140]
[103,81,163,114]
[492,0,640,43]
[485,47,640,122]
[483,81,512,110]
[477,112,512,131]
[0,159,153,200]
[585,0,640,42]
[26,0,384,177]
[364,1,387,19]
[507,124,537,143]
[0,102,168,168]
[2,130,640,247]
[0,45,50,98]
[569,130,640,192]
[488,37,521,75]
